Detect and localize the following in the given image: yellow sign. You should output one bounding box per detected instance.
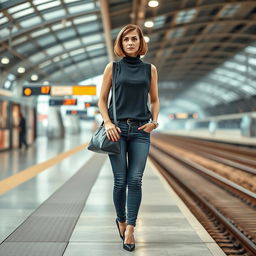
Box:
[176,113,188,119]
[72,86,96,95]
[24,88,32,96]
[51,86,72,96]
[41,86,50,94]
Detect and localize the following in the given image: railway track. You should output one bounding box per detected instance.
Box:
[150,136,256,256]
[156,134,256,175]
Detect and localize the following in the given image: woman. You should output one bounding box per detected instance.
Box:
[98,24,160,252]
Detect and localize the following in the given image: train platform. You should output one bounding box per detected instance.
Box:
[163,129,256,146]
[0,135,225,256]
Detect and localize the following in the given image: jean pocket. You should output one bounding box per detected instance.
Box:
[141,129,150,135]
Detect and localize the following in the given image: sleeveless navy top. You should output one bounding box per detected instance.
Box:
[108,55,152,121]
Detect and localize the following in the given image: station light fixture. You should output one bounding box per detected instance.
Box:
[193,113,198,119]
[31,74,38,81]
[144,20,154,28]
[144,35,150,43]
[17,67,26,73]
[1,57,9,64]
[148,0,159,8]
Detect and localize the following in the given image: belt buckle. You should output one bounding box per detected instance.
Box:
[127,118,133,125]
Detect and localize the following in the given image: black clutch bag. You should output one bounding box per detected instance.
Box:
[87,62,120,154]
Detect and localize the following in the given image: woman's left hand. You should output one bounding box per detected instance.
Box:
[138,123,155,133]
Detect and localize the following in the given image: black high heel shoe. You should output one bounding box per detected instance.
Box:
[123,232,135,252]
[115,218,124,240]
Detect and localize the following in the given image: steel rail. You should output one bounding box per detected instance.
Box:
[150,145,256,255]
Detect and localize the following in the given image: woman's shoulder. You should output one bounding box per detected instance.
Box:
[142,61,157,71]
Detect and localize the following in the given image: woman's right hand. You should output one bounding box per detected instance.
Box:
[104,120,121,141]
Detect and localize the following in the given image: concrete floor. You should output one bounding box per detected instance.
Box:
[0,134,225,255]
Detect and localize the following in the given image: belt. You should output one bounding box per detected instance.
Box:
[117,118,149,125]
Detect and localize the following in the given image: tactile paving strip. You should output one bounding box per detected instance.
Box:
[0,154,106,256]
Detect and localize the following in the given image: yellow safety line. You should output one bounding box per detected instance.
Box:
[0,143,88,195]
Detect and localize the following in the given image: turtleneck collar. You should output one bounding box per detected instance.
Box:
[122,55,142,64]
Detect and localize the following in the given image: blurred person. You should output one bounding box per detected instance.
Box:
[98,24,160,251]
[19,112,28,149]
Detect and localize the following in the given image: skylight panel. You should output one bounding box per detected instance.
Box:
[64,0,81,3]
[31,28,50,38]
[245,46,256,54]
[33,0,52,5]
[57,28,76,40]
[219,4,240,18]
[209,73,225,83]
[61,53,69,59]
[65,66,77,73]
[13,36,28,45]
[249,57,256,66]
[227,79,240,87]
[73,15,97,25]
[0,16,8,25]
[29,52,46,63]
[77,22,99,34]
[37,35,56,47]
[42,9,66,20]
[214,68,244,81]
[241,85,256,94]
[224,61,246,72]
[53,56,61,62]
[234,54,246,62]
[86,43,104,51]
[45,45,63,55]
[37,0,61,11]
[221,91,238,101]
[78,61,91,70]
[250,80,256,87]
[169,27,185,39]
[154,15,166,29]
[0,28,9,38]
[39,60,52,68]
[12,8,34,19]
[68,3,95,13]
[207,24,221,33]
[63,39,81,49]
[70,48,85,56]
[176,9,197,24]
[8,2,31,14]
[16,42,35,54]
[52,21,72,31]
[81,34,102,45]
[20,16,42,28]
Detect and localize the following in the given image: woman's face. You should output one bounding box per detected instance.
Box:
[122,30,140,57]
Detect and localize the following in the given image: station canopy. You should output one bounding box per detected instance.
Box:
[0,0,256,113]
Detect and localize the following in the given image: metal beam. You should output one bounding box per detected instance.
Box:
[99,0,113,62]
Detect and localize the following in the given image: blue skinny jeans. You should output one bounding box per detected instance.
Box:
[108,120,150,227]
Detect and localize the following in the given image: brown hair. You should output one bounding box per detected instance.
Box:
[114,24,148,57]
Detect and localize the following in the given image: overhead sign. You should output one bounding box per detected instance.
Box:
[49,99,77,106]
[23,86,51,96]
[51,86,72,96]
[66,110,87,115]
[72,86,96,95]
[23,85,96,96]
[84,102,98,108]
[169,113,198,120]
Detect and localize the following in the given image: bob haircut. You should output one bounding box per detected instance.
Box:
[114,24,148,57]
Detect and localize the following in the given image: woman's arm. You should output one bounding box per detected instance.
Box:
[98,62,112,123]
[98,62,121,141]
[149,64,160,125]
